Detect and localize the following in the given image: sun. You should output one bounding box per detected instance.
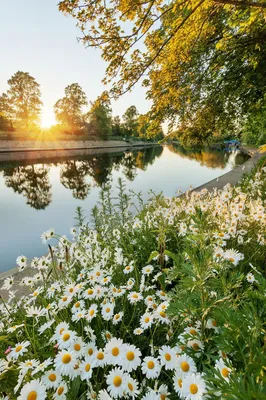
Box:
[41,111,56,128]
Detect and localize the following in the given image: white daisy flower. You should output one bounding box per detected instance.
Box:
[70,338,85,358]
[83,287,96,300]
[42,369,62,389]
[10,341,30,360]
[106,367,128,398]
[127,292,143,304]
[142,265,154,275]
[57,330,77,349]
[215,358,232,382]
[159,346,177,370]
[101,303,114,321]
[113,312,124,325]
[125,375,140,398]
[133,328,143,335]
[17,379,46,400]
[187,339,204,353]
[158,384,170,400]
[94,348,107,367]
[41,229,55,244]
[206,319,219,332]
[87,304,98,321]
[32,358,53,375]
[182,373,206,399]
[16,255,28,269]
[104,338,125,366]
[53,381,68,399]
[176,354,197,377]
[141,356,161,379]
[140,313,154,330]
[7,323,24,333]
[121,344,142,372]
[123,265,134,274]
[79,357,95,381]
[84,342,97,358]
[173,371,184,396]
[54,350,78,378]
[98,390,112,400]
[246,272,255,283]
[126,278,135,290]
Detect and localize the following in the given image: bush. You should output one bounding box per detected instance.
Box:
[1,169,266,399]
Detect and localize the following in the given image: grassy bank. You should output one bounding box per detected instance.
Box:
[0,161,266,399]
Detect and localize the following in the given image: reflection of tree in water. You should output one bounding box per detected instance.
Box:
[3,164,52,209]
[121,146,163,181]
[60,160,92,200]
[167,144,232,169]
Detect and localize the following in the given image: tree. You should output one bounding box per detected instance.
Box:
[5,71,42,129]
[123,106,139,137]
[59,1,266,142]
[0,93,13,131]
[86,92,112,139]
[111,115,125,137]
[54,83,88,129]
[137,114,164,140]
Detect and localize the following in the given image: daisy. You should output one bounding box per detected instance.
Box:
[70,338,85,358]
[98,390,112,400]
[84,342,97,358]
[125,375,140,398]
[156,290,168,300]
[126,278,135,290]
[127,292,143,304]
[121,344,142,372]
[9,341,30,360]
[176,354,197,377]
[173,371,184,396]
[41,229,55,244]
[57,330,77,349]
[83,287,96,300]
[142,265,154,275]
[7,323,24,333]
[155,309,170,325]
[105,338,125,366]
[54,350,78,378]
[79,357,95,380]
[87,304,98,321]
[187,339,204,353]
[133,328,143,335]
[215,358,231,382]
[32,358,53,375]
[159,346,177,370]
[101,303,114,321]
[58,295,72,309]
[140,313,154,330]
[16,255,28,270]
[206,319,219,332]
[72,311,87,322]
[42,369,62,389]
[18,379,46,400]
[113,312,124,325]
[158,384,170,400]
[38,320,55,334]
[53,382,68,399]
[106,368,128,398]
[141,356,161,379]
[182,373,206,399]
[246,272,255,283]
[94,348,107,367]
[123,265,134,274]
[223,249,243,266]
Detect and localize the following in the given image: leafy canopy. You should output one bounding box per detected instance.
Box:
[58,0,266,136]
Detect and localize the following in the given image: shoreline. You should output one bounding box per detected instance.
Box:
[0,140,158,163]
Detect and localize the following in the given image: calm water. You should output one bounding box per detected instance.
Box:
[0,145,248,273]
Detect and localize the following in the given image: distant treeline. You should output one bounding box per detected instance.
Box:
[0,71,164,141]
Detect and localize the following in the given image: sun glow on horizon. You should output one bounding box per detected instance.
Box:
[41,110,56,128]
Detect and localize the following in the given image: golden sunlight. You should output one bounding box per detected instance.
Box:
[41,111,56,128]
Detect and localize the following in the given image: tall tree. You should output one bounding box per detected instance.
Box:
[54,83,88,129]
[5,71,42,129]
[0,93,13,130]
[86,92,112,139]
[123,106,139,137]
[59,1,266,141]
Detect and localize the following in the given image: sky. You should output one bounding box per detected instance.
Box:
[0,0,151,127]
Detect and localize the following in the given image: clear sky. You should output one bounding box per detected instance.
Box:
[0,0,151,127]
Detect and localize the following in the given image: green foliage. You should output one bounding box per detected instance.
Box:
[86,92,112,140]
[54,83,88,129]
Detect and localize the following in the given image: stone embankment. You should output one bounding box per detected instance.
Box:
[0,140,157,163]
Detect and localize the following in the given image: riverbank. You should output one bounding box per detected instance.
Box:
[192,146,265,193]
[0,139,157,163]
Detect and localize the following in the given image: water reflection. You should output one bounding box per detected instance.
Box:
[0,146,164,210]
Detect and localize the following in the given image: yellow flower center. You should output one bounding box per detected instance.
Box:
[132,294,138,299]
[221,367,229,377]
[228,257,235,263]
[147,361,155,369]
[62,333,70,341]
[165,353,171,361]
[189,329,197,335]
[58,387,64,395]
[106,333,111,339]
[74,344,81,351]
[126,351,135,361]
[126,266,131,270]
[190,384,198,394]
[59,328,65,335]
[113,376,122,387]
[89,310,95,316]
[69,288,74,293]
[75,302,80,308]
[106,308,111,313]
[87,289,93,295]
[181,361,189,372]
[27,392,37,400]
[178,379,183,388]
[192,343,199,351]
[161,395,166,400]
[62,296,68,302]
[128,383,134,391]
[212,320,217,327]
[15,345,22,353]
[62,354,71,364]
[97,352,104,360]
[85,363,91,372]
[49,373,57,382]
[96,271,101,276]
[160,291,166,296]
[115,314,120,320]
[160,312,166,318]
[112,347,120,356]
[88,348,94,356]
[144,317,150,323]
